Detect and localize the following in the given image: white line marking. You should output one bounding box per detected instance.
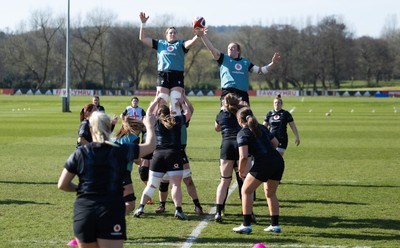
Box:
[180,181,238,248]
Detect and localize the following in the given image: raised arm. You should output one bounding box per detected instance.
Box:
[199,29,221,60]
[138,114,156,158]
[180,97,192,122]
[146,96,163,115]
[250,52,281,75]
[182,93,194,114]
[183,33,202,50]
[139,12,153,48]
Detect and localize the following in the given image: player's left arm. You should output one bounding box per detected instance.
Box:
[251,52,281,75]
[289,121,300,146]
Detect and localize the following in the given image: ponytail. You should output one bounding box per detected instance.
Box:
[237,107,262,137]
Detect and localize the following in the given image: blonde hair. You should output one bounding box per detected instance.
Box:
[115,117,144,139]
[89,111,115,144]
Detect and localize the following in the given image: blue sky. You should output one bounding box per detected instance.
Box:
[0,0,398,38]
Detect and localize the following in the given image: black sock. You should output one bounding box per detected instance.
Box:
[159,202,166,207]
[216,204,223,214]
[176,206,183,213]
[243,214,252,226]
[271,215,279,226]
[193,199,201,207]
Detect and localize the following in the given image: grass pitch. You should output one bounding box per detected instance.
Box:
[0,95,399,248]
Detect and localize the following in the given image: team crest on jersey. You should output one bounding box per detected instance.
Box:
[235,63,242,71]
[273,114,280,120]
[113,224,121,232]
[173,163,179,169]
[167,46,174,52]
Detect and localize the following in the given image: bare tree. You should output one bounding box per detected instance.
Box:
[108,24,153,92]
[317,17,354,89]
[356,37,394,84]
[70,8,114,88]
[2,9,62,89]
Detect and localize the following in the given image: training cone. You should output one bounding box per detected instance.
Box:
[252,243,267,248]
[67,239,78,246]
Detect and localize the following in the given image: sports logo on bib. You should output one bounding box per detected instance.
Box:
[167,46,174,52]
[235,63,242,71]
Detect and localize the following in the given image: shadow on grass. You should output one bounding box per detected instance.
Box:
[0,180,55,185]
[280,199,367,205]
[282,215,400,231]
[127,214,400,246]
[282,181,400,188]
[0,199,51,205]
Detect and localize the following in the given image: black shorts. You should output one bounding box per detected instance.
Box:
[277,138,288,149]
[157,71,184,89]
[221,88,250,105]
[220,138,239,160]
[122,173,132,186]
[73,195,126,242]
[180,149,189,165]
[249,155,285,182]
[150,148,183,173]
[142,152,153,160]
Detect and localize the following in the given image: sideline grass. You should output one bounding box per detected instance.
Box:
[0,95,399,248]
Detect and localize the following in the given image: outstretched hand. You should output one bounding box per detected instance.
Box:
[139,12,149,23]
[272,52,281,63]
[194,27,208,37]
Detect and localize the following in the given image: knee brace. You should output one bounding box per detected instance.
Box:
[221,176,232,184]
[182,169,192,179]
[159,182,170,192]
[142,175,162,198]
[158,92,169,103]
[124,193,136,202]
[170,90,182,115]
[138,166,149,182]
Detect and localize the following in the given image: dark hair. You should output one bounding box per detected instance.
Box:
[237,107,262,138]
[275,94,282,104]
[230,42,241,58]
[157,105,176,129]
[80,103,96,122]
[131,96,139,102]
[165,27,177,34]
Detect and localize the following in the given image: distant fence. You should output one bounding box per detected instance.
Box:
[1,88,399,97]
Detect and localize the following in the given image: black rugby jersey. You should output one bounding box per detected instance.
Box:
[265,109,294,141]
[64,142,139,197]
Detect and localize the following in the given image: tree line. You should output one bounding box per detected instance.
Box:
[0,9,399,91]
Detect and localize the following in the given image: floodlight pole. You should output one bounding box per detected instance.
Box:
[63,0,71,112]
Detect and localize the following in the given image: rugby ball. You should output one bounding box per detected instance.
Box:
[193,16,206,29]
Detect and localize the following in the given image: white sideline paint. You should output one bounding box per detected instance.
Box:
[180,181,239,248]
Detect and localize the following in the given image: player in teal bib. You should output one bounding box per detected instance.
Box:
[139,12,202,116]
[199,28,280,105]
